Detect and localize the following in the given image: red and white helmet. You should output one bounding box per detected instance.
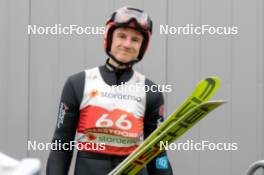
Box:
[104,7,153,65]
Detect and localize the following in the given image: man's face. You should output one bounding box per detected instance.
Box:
[110,27,144,63]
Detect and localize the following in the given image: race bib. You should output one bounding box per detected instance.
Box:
[77,105,144,155]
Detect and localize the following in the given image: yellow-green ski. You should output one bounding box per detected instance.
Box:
[109,77,221,175]
[109,100,225,175]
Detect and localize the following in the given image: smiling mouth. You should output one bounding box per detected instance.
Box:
[119,50,130,54]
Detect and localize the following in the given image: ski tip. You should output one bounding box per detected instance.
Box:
[205,76,220,83]
[205,76,220,89]
[193,76,221,101]
[197,76,220,86]
[219,100,228,104]
[202,100,228,104]
[197,76,221,88]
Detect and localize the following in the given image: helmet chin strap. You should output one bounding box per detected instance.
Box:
[107,52,139,69]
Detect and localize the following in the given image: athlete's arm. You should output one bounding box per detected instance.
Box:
[46,72,85,175]
[144,79,173,175]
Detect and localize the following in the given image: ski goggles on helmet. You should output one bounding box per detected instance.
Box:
[110,7,152,33]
